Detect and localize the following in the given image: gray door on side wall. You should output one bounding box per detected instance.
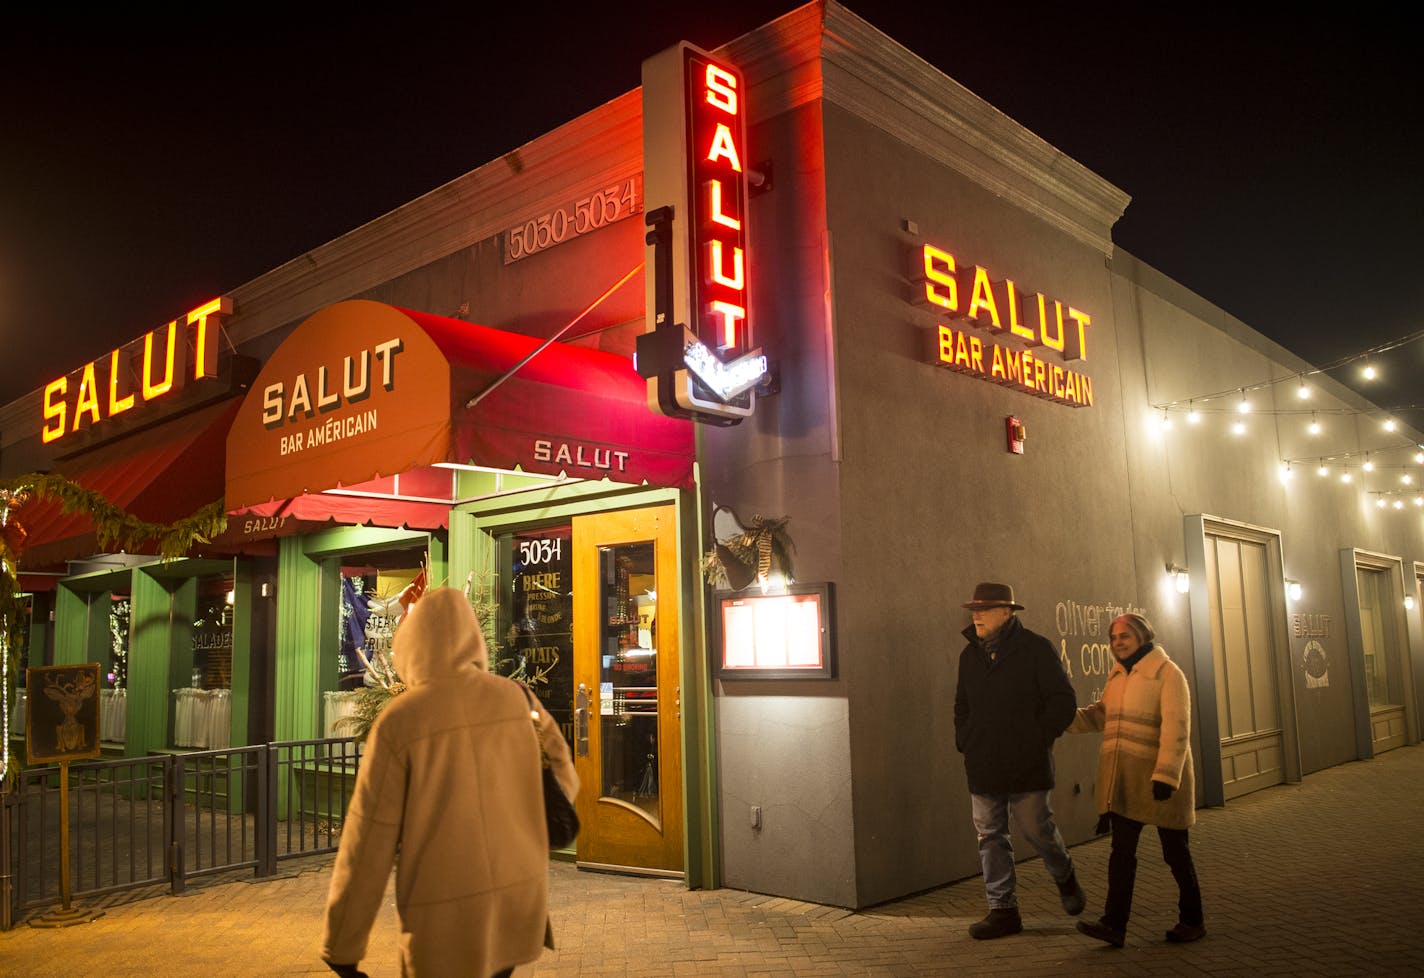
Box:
[1205,534,1285,800]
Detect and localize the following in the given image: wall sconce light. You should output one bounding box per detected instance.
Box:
[1286,579,1302,601]
[1166,562,1190,594]
[1406,595,1417,612]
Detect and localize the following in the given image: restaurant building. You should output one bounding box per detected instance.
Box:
[4,1,1422,908]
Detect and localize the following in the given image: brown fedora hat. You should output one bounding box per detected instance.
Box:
[962,582,1024,610]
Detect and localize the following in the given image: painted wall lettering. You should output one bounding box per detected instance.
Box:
[1052,597,1148,701]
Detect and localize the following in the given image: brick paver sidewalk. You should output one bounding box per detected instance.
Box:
[5,744,1423,976]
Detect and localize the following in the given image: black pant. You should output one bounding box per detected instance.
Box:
[1103,812,1203,930]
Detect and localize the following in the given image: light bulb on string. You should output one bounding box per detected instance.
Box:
[1364,455,1375,473]
[1377,497,1387,508]
[1232,419,1247,435]
[1317,459,1329,477]
[1309,413,1321,436]
[1296,376,1310,399]
[1363,359,1377,380]
[1415,495,1423,507]
[1187,401,1200,424]
[1394,499,1405,510]
[1237,389,1251,414]
[1279,462,1294,483]
[1416,450,1424,465]
[1404,473,1414,486]
[1384,418,1398,433]
[1342,469,1354,484]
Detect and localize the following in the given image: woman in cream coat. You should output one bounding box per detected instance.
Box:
[1071,613,1205,948]
[322,586,578,978]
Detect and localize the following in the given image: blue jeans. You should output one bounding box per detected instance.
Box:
[970,790,1074,909]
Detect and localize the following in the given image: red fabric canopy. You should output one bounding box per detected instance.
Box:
[16,398,240,570]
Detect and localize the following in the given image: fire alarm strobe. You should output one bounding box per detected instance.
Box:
[1006,416,1026,454]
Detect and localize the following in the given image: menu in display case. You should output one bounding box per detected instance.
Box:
[714,583,835,679]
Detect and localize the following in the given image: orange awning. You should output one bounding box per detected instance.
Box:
[224,301,695,511]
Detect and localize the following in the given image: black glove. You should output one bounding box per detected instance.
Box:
[1152,780,1174,801]
[328,964,369,978]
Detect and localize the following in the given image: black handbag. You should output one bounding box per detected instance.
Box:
[522,686,580,848]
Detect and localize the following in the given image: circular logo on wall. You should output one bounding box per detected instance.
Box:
[1303,640,1329,688]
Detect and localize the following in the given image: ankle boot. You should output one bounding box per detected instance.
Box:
[969,906,1023,940]
[1076,916,1126,947]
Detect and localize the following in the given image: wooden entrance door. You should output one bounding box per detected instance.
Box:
[571,506,683,874]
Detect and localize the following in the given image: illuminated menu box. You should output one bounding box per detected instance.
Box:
[715,584,835,680]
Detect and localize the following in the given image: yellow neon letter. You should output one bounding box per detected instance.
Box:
[968,266,1001,328]
[108,350,135,416]
[143,322,178,399]
[1037,293,1065,352]
[922,245,957,311]
[42,377,68,443]
[72,362,101,430]
[1066,307,1091,361]
[1006,282,1035,341]
[186,296,230,380]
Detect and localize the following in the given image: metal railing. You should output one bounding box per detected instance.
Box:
[1,737,361,927]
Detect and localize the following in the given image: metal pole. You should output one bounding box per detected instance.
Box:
[464,263,644,410]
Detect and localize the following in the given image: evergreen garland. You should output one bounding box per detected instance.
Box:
[1,476,229,783]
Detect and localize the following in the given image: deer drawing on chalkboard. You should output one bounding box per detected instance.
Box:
[44,671,97,753]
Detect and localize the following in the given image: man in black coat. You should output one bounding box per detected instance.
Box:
[954,582,1084,939]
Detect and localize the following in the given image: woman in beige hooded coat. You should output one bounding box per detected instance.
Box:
[322,586,577,978]
[1071,612,1205,948]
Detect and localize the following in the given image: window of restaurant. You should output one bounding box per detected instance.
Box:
[55,571,136,746]
[324,543,428,738]
[495,524,574,747]
[172,573,236,750]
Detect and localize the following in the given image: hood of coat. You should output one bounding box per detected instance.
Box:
[393,585,487,685]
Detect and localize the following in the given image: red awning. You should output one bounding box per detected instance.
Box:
[229,488,450,532]
[15,398,241,570]
[224,301,695,511]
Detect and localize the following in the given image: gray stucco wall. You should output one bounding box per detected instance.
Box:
[704,101,859,908]
[751,96,1424,908]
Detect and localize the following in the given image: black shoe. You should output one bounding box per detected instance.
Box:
[1056,870,1086,916]
[969,907,1023,940]
[1165,922,1206,943]
[1077,917,1125,947]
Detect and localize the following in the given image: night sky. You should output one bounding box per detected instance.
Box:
[3,3,1420,417]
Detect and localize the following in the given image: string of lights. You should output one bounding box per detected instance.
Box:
[1150,329,1424,416]
[1147,331,1424,510]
